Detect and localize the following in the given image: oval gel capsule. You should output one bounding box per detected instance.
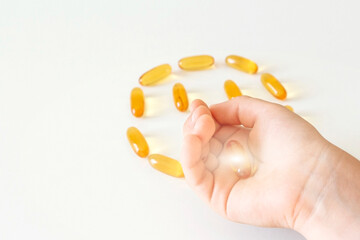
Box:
[225,55,258,74]
[224,80,242,99]
[148,154,184,178]
[225,140,257,178]
[139,64,172,86]
[173,83,189,112]
[261,73,287,100]
[126,127,149,158]
[130,87,145,117]
[178,55,215,70]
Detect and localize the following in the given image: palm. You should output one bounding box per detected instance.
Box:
[198,124,299,227]
[181,98,323,228]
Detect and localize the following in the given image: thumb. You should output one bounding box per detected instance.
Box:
[210,96,278,128]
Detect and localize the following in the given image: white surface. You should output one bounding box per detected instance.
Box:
[1,0,360,239]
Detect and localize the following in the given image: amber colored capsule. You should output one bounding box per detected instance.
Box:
[178,55,215,70]
[261,73,287,100]
[130,87,145,117]
[172,83,189,112]
[225,140,257,179]
[224,80,242,99]
[225,55,258,74]
[285,105,294,112]
[126,127,149,158]
[139,64,172,86]
[148,154,184,178]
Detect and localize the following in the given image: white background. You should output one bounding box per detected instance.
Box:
[1,0,360,239]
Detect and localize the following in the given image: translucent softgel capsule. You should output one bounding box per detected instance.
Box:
[261,73,287,100]
[225,140,257,178]
[139,64,172,86]
[130,87,145,117]
[173,83,189,112]
[225,55,258,74]
[148,154,184,178]
[178,55,215,70]
[224,80,242,99]
[126,127,149,158]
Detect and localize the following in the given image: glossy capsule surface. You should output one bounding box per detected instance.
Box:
[126,127,149,158]
[224,80,242,99]
[225,55,258,74]
[225,140,257,179]
[130,87,145,117]
[139,64,172,86]
[173,83,189,112]
[148,154,184,178]
[178,55,214,70]
[261,73,287,100]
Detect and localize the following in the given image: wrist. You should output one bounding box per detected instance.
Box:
[293,141,360,239]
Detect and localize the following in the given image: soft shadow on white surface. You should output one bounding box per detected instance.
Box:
[1,0,360,239]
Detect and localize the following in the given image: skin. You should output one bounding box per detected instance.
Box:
[181,96,360,239]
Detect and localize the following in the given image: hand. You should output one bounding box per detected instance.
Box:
[180,96,328,228]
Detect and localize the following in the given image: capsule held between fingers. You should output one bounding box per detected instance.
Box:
[225,140,257,179]
[126,127,149,158]
[139,64,172,86]
[173,83,189,112]
[178,55,215,70]
[261,73,287,100]
[130,87,145,117]
[225,55,258,74]
[148,154,184,178]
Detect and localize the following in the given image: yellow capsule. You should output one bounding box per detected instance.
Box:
[261,73,287,100]
[285,105,294,112]
[139,64,172,86]
[148,154,184,178]
[173,83,189,112]
[225,55,258,74]
[225,140,257,179]
[224,80,242,99]
[130,87,145,117]
[178,55,215,70]
[126,127,149,158]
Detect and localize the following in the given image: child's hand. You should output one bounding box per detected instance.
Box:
[181,96,338,231]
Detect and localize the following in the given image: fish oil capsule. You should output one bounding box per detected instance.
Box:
[148,154,184,178]
[261,73,287,100]
[224,140,257,178]
[225,55,258,74]
[224,80,242,99]
[139,64,172,86]
[178,55,215,70]
[126,127,149,158]
[285,105,294,112]
[130,87,145,117]
[173,83,189,112]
